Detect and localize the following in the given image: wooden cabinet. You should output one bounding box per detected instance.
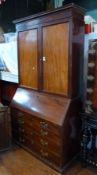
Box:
[10,4,85,173]
[0,106,11,151]
[10,87,81,171]
[11,106,62,167]
[0,81,18,105]
[18,21,69,95]
[15,3,84,97]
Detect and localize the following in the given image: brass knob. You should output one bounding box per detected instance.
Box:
[43,56,46,62]
[40,121,48,129]
[40,139,48,146]
[32,66,35,70]
[40,149,48,157]
[40,129,48,136]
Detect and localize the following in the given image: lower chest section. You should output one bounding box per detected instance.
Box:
[11,108,63,171]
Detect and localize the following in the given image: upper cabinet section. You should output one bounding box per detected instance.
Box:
[14,3,85,98]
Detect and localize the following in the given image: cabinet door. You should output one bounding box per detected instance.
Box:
[43,23,69,95]
[19,29,38,89]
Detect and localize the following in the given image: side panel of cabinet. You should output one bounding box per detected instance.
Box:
[1,81,18,105]
[42,22,69,95]
[19,29,38,89]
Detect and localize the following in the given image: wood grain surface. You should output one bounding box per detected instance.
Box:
[43,22,69,95]
[19,29,38,89]
[0,145,96,175]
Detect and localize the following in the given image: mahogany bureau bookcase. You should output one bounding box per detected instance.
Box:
[10,3,85,173]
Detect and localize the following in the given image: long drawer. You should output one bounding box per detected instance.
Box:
[11,108,61,137]
[11,107,63,168]
[12,127,62,154]
[12,130,62,166]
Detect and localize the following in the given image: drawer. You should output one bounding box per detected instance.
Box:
[23,136,62,167]
[11,108,61,137]
[12,128,62,155]
[11,117,33,129]
[39,148,62,167]
[11,113,33,129]
[11,108,33,124]
[23,129,62,154]
[12,130,62,167]
[12,130,34,146]
[32,117,61,137]
[24,126,61,142]
[33,133,61,154]
[11,108,24,118]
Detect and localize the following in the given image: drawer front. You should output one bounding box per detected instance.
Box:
[39,147,62,166]
[12,127,62,155]
[11,108,33,124]
[35,133,61,154]
[11,108,61,139]
[13,131,62,167]
[11,117,33,129]
[32,117,61,137]
[11,108,62,167]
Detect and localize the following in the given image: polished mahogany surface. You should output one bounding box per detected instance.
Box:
[10,87,81,171]
[14,3,85,98]
[0,81,18,105]
[43,22,69,95]
[10,87,70,125]
[19,29,38,89]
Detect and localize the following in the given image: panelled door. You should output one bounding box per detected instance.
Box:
[42,22,69,95]
[19,29,38,89]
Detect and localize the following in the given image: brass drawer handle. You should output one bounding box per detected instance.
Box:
[40,149,48,157]
[40,139,48,146]
[40,121,48,129]
[40,129,48,136]
[40,121,45,125]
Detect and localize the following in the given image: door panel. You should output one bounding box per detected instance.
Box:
[43,23,69,95]
[19,29,38,89]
